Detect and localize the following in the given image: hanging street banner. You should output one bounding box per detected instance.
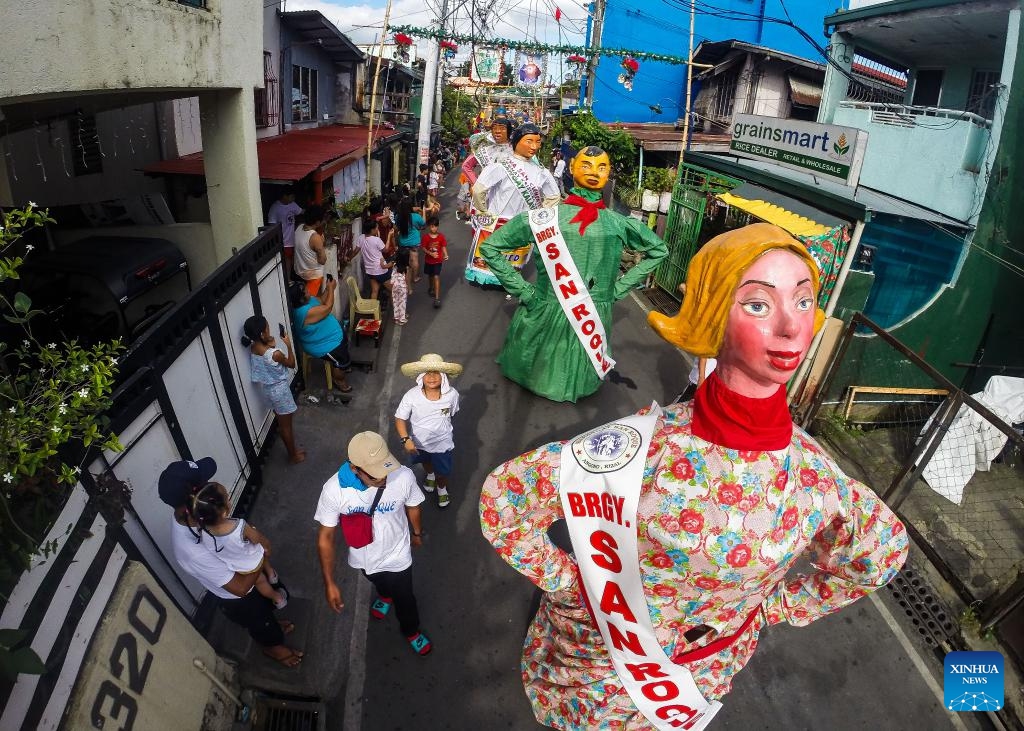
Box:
[471,47,503,84]
[729,113,868,187]
[515,51,547,88]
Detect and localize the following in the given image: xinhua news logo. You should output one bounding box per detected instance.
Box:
[944,651,1003,712]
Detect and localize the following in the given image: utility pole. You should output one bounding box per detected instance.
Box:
[678,0,696,171]
[584,0,606,109]
[366,0,394,196]
[416,0,450,167]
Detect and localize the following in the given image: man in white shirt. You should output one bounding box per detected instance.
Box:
[552,152,566,197]
[314,432,432,656]
[267,189,303,274]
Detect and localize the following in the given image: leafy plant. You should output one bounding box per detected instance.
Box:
[548,111,637,179]
[0,204,123,677]
[642,167,676,194]
[959,601,996,641]
[332,193,369,223]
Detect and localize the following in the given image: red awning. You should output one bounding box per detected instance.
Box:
[143,124,404,183]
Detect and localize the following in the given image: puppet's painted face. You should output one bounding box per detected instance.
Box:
[515,134,542,159]
[717,249,816,399]
[492,124,509,144]
[571,151,611,191]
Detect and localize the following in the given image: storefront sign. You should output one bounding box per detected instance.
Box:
[730,114,867,186]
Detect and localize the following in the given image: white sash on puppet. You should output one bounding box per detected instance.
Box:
[559,406,723,731]
[528,206,615,379]
[499,156,544,210]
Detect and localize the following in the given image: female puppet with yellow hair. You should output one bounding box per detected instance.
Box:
[480,223,907,730]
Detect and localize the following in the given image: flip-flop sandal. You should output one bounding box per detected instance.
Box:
[278,620,296,635]
[371,597,393,620]
[335,384,354,394]
[407,632,432,656]
[263,648,303,668]
[273,586,289,610]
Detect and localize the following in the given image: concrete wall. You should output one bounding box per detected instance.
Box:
[833,105,985,223]
[3,103,168,207]
[1,0,261,103]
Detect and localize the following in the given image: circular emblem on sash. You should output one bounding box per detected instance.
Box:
[530,207,554,225]
[571,423,642,473]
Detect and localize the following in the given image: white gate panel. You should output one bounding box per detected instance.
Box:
[221,286,272,448]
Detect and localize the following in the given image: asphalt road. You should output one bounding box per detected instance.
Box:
[237,173,984,731]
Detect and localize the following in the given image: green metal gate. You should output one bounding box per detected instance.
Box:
[655,163,741,300]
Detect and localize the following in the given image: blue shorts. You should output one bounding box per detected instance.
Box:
[413,448,453,476]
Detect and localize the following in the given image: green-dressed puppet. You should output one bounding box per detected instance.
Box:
[480,146,668,402]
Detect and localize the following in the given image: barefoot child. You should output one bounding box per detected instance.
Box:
[420,216,449,308]
[187,481,289,609]
[394,354,462,508]
[392,247,410,325]
[242,315,304,464]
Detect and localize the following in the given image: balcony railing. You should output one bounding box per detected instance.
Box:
[839,101,991,130]
[834,101,992,222]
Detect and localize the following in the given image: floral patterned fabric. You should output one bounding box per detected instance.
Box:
[480,402,908,730]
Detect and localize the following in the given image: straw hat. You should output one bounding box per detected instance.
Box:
[400,353,464,378]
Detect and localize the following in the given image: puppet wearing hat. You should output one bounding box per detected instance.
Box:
[479,145,668,402]
[465,123,562,287]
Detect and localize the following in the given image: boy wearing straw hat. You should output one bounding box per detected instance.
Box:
[394,354,463,508]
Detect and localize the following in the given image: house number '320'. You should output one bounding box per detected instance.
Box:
[89,586,167,730]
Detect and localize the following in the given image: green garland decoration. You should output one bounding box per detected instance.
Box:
[391,24,691,65]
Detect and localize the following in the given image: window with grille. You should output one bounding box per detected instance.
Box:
[69,113,103,176]
[292,65,318,123]
[966,69,999,119]
[255,51,279,128]
[711,70,739,121]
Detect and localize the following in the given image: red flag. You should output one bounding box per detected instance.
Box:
[555,6,562,21]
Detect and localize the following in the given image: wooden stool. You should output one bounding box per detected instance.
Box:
[354,318,382,348]
[301,351,333,390]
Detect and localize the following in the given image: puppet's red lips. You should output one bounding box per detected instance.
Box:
[768,351,801,370]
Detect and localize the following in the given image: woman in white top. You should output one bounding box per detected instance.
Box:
[293,204,327,296]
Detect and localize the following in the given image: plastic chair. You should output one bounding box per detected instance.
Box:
[301,351,333,390]
[345,276,382,330]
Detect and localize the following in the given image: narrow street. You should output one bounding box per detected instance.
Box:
[237,174,986,731]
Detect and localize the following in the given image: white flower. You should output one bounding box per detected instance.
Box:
[8,407,15,414]
[28,201,36,208]
[46,343,56,350]
[24,244,33,253]
[58,404,67,414]
[111,357,119,365]
[51,425,61,433]
[73,466,81,474]
[22,340,29,348]
[78,388,89,397]
[3,473,12,483]
[80,364,89,372]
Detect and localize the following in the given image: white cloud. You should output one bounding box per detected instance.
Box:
[283,0,590,52]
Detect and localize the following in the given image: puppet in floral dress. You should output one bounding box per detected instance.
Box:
[479,223,908,729]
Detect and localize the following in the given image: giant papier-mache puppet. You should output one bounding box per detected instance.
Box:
[465,122,561,287]
[480,223,908,730]
[480,145,668,402]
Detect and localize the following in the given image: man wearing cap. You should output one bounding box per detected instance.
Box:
[314,432,432,655]
[162,459,303,667]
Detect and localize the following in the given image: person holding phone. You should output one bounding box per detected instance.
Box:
[241,315,305,464]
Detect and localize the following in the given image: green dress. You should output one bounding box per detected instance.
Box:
[480,188,668,402]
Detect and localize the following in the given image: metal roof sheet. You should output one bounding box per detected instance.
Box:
[788,76,823,107]
[143,124,404,182]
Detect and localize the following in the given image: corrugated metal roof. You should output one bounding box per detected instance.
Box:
[788,76,823,107]
[143,125,404,182]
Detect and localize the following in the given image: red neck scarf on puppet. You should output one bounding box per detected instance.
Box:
[564,194,605,235]
[691,370,792,451]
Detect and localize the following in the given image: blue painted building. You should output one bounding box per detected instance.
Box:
[583,0,842,123]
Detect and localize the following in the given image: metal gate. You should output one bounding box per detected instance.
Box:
[654,163,740,299]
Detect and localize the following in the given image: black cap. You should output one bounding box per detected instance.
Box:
[158,458,217,508]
